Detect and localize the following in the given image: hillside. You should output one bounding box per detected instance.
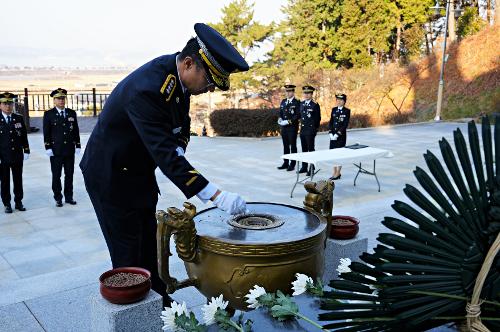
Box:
[336,25,499,126]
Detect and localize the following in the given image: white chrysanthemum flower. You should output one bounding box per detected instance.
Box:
[336,258,352,274]
[245,285,267,309]
[161,301,188,331]
[291,273,314,296]
[202,294,229,325]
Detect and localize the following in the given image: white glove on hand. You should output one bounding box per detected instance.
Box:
[46,149,54,157]
[277,117,283,125]
[23,153,29,161]
[75,148,81,155]
[330,133,338,141]
[213,191,248,215]
[176,146,185,157]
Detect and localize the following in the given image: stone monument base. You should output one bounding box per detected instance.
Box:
[322,236,368,284]
[90,290,162,332]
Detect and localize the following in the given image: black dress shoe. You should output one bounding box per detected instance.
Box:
[298,168,308,174]
[15,204,26,211]
[286,165,295,171]
[56,201,63,207]
[331,174,342,180]
[4,206,12,213]
[65,199,77,205]
[277,164,289,170]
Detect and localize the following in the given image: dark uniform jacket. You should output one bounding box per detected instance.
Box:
[43,108,81,156]
[299,100,321,135]
[279,98,300,131]
[80,53,208,208]
[329,106,351,139]
[0,113,30,164]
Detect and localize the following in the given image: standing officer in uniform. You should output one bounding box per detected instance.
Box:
[43,88,81,207]
[277,84,300,171]
[298,85,321,176]
[329,93,350,180]
[80,23,249,303]
[0,92,30,213]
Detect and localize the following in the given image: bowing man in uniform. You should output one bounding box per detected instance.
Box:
[328,93,350,180]
[298,85,321,176]
[277,84,300,171]
[80,23,250,303]
[43,88,81,207]
[0,92,30,213]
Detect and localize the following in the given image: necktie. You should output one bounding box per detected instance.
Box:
[7,115,11,124]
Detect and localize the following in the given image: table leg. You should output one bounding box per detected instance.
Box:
[291,161,300,198]
[353,162,362,186]
[373,160,380,192]
[352,160,381,191]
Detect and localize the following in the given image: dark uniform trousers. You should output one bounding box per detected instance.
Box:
[279,98,300,167]
[43,108,81,202]
[1,162,23,206]
[50,155,75,201]
[0,114,29,206]
[299,100,321,171]
[84,183,163,294]
[80,53,210,299]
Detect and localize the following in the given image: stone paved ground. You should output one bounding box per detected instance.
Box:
[0,121,472,331]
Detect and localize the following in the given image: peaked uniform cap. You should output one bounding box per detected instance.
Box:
[284,84,296,91]
[302,85,315,93]
[335,93,347,101]
[0,92,16,103]
[50,88,67,98]
[194,23,249,91]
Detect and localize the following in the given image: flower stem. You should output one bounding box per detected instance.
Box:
[227,319,244,332]
[295,312,331,332]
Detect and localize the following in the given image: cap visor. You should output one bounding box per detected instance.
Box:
[207,68,230,91]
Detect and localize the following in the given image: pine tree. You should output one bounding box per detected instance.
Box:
[210,0,273,107]
[276,0,343,69]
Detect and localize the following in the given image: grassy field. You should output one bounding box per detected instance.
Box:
[0,69,130,92]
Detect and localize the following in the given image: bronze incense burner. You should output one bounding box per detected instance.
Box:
[156,180,333,310]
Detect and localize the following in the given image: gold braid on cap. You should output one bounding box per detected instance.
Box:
[196,37,229,78]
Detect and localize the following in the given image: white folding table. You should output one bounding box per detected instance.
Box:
[282,146,394,197]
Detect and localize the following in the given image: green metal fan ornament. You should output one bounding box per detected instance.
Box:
[319,116,500,331]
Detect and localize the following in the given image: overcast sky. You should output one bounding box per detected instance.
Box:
[1,0,286,67]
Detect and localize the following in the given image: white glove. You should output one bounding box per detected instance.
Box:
[75,148,81,155]
[277,117,283,125]
[176,146,185,157]
[46,149,54,157]
[23,153,29,161]
[213,191,248,215]
[330,133,338,141]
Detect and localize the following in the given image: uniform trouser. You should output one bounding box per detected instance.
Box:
[281,128,298,167]
[300,134,316,170]
[0,161,23,206]
[84,182,166,297]
[50,154,74,201]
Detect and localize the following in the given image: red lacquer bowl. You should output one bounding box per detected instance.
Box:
[99,267,151,304]
[330,215,360,240]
